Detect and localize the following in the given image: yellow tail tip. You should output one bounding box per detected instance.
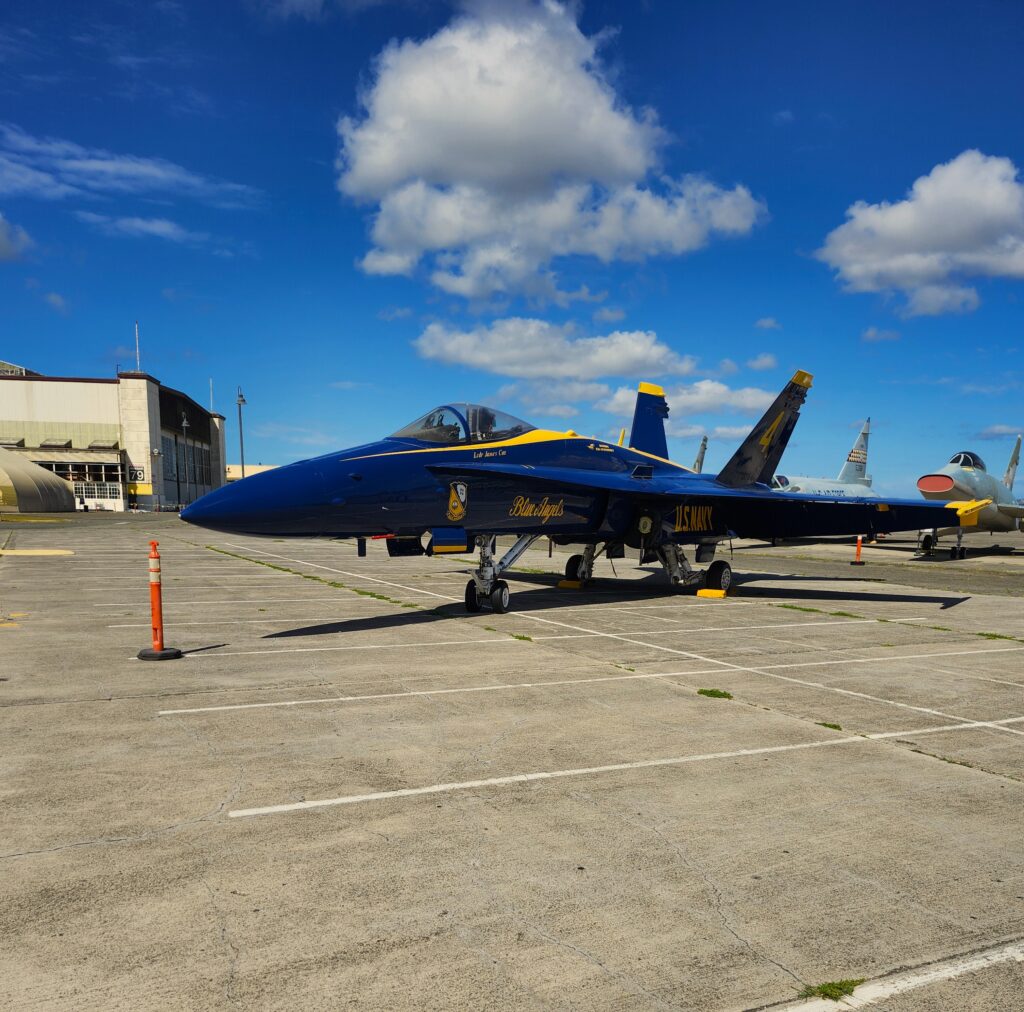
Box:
[637,381,665,397]
[791,370,813,389]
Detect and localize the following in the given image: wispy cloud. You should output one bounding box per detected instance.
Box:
[862,326,900,342]
[0,123,260,208]
[754,317,781,330]
[746,352,777,370]
[377,305,412,321]
[76,211,210,244]
[252,422,336,446]
[0,211,32,261]
[44,292,68,314]
[977,424,1021,440]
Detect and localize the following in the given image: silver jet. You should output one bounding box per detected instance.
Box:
[917,437,1022,558]
[772,418,880,499]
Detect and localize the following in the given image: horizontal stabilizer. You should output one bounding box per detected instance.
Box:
[716,370,812,488]
[629,382,670,460]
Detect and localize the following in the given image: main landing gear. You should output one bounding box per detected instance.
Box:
[655,544,732,591]
[465,534,538,614]
[917,528,967,560]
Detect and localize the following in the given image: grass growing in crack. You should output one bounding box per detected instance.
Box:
[509,633,533,642]
[829,610,861,619]
[929,625,953,632]
[796,979,865,1001]
[977,631,1018,641]
[206,546,419,609]
[911,748,974,769]
[697,688,732,700]
[483,625,496,632]
[817,722,843,731]
[775,604,823,614]
[513,566,549,575]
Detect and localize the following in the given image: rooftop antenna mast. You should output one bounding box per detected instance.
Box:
[134,320,141,372]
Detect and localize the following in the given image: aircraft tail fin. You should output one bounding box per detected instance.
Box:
[716,370,813,488]
[628,382,669,460]
[1003,434,1021,489]
[837,417,872,485]
[692,436,708,474]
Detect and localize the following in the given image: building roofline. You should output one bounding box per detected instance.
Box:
[0,374,118,385]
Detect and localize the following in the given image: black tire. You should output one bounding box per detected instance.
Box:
[949,547,958,560]
[465,580,482,613]
[705,560,732,591]
[921,533,934,552]
[490,580,511,614]
[565,554,583,581]
[959,546,968,560]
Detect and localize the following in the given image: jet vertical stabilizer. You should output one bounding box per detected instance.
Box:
[1003,435,1021,490]
[692,435,708,474]
[629,382,670,460]
[716,370,813,488]
[837,418,871,485]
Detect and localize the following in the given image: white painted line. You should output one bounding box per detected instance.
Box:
[228,716,1024,818]
[774,937,1024,1011]
[157,635,1007,717]
[175,636,526,659]
[223,543,454,600]
[93,597,357,608]
[158,666,730,715]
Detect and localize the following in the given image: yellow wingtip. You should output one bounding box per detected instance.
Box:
[637,381,665,397]
[791,370,813,389]
[945,498,992,526]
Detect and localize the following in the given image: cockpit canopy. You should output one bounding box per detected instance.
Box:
[772,475,790,489]
[391,404,535,445]
[948,451,986,470]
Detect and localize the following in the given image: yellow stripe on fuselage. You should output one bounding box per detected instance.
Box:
[344,429,695,472]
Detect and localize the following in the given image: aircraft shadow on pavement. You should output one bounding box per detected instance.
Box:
[262,572,968,640]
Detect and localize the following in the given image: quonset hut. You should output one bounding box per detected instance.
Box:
[0,445,75,513]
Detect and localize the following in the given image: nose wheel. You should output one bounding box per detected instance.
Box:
[464,534,539,614]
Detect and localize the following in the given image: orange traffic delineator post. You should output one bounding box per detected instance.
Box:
[138,540,182,660]
[850,535,866,566]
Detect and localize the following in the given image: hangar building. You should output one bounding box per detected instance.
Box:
[0,362,226,511]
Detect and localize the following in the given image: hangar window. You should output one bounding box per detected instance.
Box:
[0,435,24,447]
[40,438,72,449]
[948,451,986,470]
[392,404,534,445]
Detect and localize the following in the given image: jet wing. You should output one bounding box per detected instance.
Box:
[996,503,1024,519]
[426,461,967,538]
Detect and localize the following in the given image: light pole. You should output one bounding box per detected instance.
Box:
[181,412,193,504]
[236,386,247,479]
[151,448,162,512]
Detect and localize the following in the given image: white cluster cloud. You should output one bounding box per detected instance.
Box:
[746,352,777,370]
[338,2,763,301]
[415,318,697,381]
[0,123,260,208]
[0,210,31,261]
[818,150,1024,316]
[597,379,775,418]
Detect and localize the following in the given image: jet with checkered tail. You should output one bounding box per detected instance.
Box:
[181,372,982,614]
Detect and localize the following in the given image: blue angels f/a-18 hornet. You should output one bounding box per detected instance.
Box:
[181,371,987,614]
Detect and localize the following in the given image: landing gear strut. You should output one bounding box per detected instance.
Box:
[564,543,598,584]
[950,529,967,560]
[464,534,538,614]
[655,544,731,591]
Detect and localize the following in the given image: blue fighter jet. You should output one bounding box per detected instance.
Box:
[181,371,983,614]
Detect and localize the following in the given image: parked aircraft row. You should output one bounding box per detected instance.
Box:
[181,370,1001,613]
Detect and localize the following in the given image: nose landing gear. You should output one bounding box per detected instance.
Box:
[464,533,538,613]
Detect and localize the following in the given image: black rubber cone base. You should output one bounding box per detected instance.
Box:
[138,647,183,661]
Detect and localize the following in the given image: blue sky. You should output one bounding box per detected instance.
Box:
[2,0,1023,493]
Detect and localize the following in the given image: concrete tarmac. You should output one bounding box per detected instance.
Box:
[2,514,1023,1010]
